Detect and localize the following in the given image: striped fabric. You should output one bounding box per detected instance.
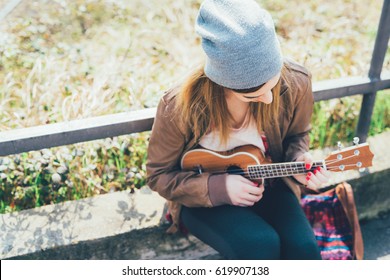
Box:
[301,191,354,260]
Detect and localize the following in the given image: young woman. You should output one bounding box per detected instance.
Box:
[146,0,331,260]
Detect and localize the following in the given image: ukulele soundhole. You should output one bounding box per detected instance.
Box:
[226,165,244,175]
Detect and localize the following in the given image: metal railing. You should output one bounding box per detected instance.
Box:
[356,0,390,142]
[0,0,389,157]
[0,0,23,21]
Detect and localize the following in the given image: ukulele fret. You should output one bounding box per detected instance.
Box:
[248,161,325,179]
[181,143,373,179]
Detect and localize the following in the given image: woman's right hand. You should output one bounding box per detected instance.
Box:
[225,175,264,207]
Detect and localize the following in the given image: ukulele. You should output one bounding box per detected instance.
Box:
[181,138,374,181]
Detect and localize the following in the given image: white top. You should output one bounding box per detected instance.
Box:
[199,114,265,153]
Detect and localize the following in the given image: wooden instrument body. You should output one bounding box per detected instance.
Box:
[181,143,374,180]
[181,145,269,175]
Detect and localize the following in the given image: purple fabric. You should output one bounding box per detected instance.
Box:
[301,190,354,260]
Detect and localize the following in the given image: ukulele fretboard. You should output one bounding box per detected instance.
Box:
[247,161,325,179]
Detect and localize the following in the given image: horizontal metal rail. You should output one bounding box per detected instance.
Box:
[0,0,24,21]
[0,108,156,156]
[313,72,390,101]
[1,74,389,157]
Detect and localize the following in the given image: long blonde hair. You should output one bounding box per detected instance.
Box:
[175,63,291,145]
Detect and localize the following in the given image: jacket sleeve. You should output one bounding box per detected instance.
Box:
[146,96,216,208]
[283,73,314,162]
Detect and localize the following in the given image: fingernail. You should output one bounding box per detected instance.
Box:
[313,169,317,174]
[305,164,311,170]
[317,167,321,171]
[306,176,310,181]
[307,172,312,177]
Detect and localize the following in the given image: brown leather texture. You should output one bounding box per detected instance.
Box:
[335,182,364,260]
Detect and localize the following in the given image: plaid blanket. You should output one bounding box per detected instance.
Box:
[301,190,354,260]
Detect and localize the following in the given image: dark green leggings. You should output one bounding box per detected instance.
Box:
[181,182,322,260]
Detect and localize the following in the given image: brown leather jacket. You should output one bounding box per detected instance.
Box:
[146,60,313,233]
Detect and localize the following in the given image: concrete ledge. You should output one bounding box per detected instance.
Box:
[8,225,221,260]
[1,186,220,260]
[1,132,389,260]
[1,186,169,259]
[7,212,390,260]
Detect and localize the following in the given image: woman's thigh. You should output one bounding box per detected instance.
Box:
[181,204,281,260]
[254,183,322,260]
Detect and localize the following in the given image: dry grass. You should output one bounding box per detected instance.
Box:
[0,0,388,129]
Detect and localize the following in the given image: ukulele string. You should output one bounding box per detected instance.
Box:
[204,160,360,177]
[235,163,360,177]
[324,153,359,165]
[325,163,363,171]
[194,152,361,176]
[208,162,324,177]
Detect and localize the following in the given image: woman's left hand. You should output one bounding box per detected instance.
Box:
[292,152,331,189]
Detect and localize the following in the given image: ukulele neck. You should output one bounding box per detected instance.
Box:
[247,161,325,180]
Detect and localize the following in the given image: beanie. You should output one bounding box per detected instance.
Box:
[195,0,283,90]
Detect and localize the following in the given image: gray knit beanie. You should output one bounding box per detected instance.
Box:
[195,0,283,90]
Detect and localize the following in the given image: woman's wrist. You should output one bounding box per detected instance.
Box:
[208,174,231,206]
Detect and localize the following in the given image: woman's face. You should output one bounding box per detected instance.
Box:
[227,73,281,104]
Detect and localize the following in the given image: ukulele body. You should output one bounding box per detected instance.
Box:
[181,145,269,176]
[180,143,373,180]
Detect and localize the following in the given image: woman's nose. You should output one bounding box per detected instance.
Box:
[257,90,273,104]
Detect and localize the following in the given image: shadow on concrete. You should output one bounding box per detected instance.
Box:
[1,198,94,258]
[7,210,390,260]
[360,211,390,260]
[7,223,220,260]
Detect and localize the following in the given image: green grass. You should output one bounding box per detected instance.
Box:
[0,133,149,213]
[369,90,390,136]
[310,90,390,149]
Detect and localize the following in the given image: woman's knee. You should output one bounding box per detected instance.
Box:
[282,238,321,260]
[226,231,281,260]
